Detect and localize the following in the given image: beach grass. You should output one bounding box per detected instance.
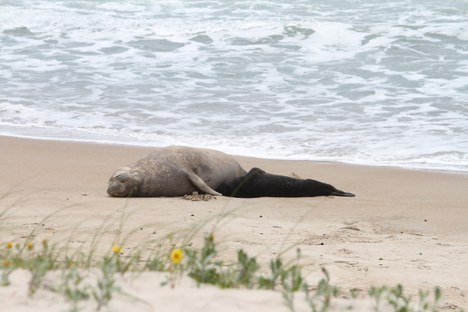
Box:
[0,206,450,312]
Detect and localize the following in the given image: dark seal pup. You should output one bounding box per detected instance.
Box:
[107,146,246,197]
[216,167,355,198]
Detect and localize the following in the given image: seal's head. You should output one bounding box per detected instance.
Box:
[107,167,140,197]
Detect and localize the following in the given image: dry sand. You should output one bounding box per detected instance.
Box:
[1,135,467,311]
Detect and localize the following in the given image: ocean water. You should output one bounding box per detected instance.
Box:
[1,0,467,172]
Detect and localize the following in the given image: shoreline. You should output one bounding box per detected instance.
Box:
[1,133,466,176]
[1,134,468,310]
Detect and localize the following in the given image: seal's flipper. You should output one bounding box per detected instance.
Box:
[221,167,264,197]
[290,172,301,179]
[329,190,355,197]
[186,171,222,196]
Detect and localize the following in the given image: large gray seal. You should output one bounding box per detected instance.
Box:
[107,146,246,197]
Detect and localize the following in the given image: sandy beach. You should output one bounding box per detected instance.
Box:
[1,135,467,311]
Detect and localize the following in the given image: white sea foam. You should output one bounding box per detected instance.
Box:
[0,0,467,172]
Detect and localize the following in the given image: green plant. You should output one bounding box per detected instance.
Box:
[369,284,443,312]
[185,233,222,286]
[1,239,58,294]
[303,268,339,312]
[258,258,284,290]
[1,259,14,286]
[1,242,16,286]
[236,249,260,288]
[145,256,166,272]
[26,240,57,295]
[281,263,305,311]
[92,254,120,311]
[58,267,91,312]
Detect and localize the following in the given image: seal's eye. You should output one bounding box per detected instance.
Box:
[115,172,129,183]
[110,168,130,183]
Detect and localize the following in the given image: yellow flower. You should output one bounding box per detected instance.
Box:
[2,259,11,268]
[6,242,13,249]
[26,242,34,250]
[112,245,122,254]
[170,248,184,265]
